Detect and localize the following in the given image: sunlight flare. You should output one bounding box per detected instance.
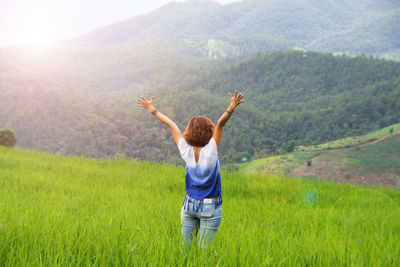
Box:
[24,27,55,48]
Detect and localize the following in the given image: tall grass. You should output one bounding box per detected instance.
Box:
[0,147,399,266]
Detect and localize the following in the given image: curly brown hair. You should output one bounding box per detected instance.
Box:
[183,116,215,147]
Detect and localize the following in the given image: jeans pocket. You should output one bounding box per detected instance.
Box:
[200,203,222,218]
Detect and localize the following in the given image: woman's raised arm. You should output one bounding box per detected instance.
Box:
[213,91,245,148]
[136,96,183,145]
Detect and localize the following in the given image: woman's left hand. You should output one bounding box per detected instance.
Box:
[136,96,155,112]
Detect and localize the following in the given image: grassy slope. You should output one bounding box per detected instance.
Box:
[0,147,399,265]
[237,152,321,175]
[300,123,400,151]
[335,134,400,175]
[291,135,400,188]
[239,123,400,181]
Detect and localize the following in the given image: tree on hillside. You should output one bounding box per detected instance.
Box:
[390,128,394,135]
[0,129,17,147]
[282,140,296,153]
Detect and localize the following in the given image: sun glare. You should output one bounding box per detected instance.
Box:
[2,23,69,74]
[24,28,55,48]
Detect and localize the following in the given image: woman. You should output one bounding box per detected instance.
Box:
[136,91,245,247]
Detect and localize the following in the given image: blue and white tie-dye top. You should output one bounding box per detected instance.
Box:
[178,137,221,201]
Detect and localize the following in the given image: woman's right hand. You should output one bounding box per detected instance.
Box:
[136,96,155,113]
[228,91,245,110]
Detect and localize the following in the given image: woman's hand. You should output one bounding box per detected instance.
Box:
[214,91,245,148]
[136,96,155,112]
[136,95,183,145]
[228,91,245,110]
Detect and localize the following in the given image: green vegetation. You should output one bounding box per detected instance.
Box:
[282,140,296,153]
[1,1,399,263]
[237,155,283,174]
[239,151,322,175]
[1,51,400,164]
[0,129,17,147]
[240,123,400,188]
[1,147,399,266]
[338,134,400,174]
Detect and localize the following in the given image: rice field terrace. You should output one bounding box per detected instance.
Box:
[1,146,399,266]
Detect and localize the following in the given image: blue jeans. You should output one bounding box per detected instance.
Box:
[181,195,222,248]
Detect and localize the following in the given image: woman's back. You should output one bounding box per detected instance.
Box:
[178,137,221,200]
[193,146,201,163]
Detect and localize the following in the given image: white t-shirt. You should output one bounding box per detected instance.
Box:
[178,137,218,169]
[178,137,222,200]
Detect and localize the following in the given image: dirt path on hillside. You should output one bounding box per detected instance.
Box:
[290,154,399,188]
[359,131,400,146]
[290,131,400,188]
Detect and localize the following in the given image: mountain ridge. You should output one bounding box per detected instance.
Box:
[65,0,400,58]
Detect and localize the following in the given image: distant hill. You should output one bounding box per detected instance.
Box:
[67,0,400,58]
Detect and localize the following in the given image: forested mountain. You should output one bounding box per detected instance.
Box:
[1,0,400,164]
[68,0,400,58]
[1,50,400,163]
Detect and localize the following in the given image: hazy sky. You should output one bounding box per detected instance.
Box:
[0,0,241,47]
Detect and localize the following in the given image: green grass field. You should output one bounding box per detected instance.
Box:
[1,147,399,266]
